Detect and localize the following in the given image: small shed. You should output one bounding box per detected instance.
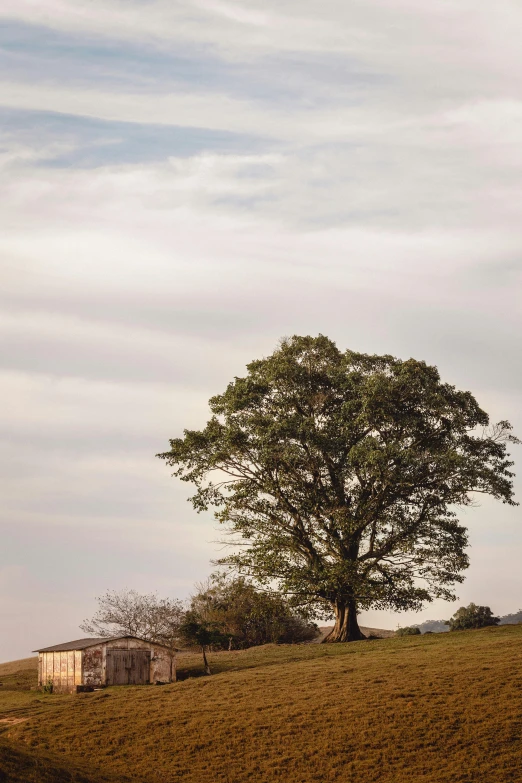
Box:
[34,636,175,693]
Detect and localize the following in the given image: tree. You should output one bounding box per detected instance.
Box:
[80,590,185,677]
[190,573,318,649]
[446,603,500,631]
[158,335,519,642]
[178,610,227,675]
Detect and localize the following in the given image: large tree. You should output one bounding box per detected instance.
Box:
[158,335,519,642]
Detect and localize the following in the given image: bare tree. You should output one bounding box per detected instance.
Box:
[80,590,185,678]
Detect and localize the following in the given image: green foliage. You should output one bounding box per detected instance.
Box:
[446,603,500,631]
[190,573,319,648]
[178,610,227,650]
[396,626,421,636]
[178,610,228,674]
[42,677,54,694]
[158,335,519,640]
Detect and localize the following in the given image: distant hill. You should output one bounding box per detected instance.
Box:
[0,657,38,676]
[499,609,522,625]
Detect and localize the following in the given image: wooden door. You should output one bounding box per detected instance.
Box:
[106,650,151,686]
[128,650,151,685]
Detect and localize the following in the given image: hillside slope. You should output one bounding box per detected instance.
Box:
[2,625,522,783]
[0,657,38,676]
[0,741,128,783]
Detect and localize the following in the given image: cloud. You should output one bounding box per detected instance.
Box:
[0,21,382,110]
[1,146,521,391]
[0,1,367,55]
[0,108,274,169]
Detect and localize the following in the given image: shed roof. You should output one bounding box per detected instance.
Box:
[33,636,146,653]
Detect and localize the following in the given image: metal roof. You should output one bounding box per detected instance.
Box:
[33,636,143,653]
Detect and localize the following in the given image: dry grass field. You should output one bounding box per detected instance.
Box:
[0,741,126,783]
[0,658,38,677]
[1,625,521,783]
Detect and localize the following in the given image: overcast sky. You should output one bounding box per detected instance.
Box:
[1,1,522,662]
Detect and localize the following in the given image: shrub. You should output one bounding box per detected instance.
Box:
[446,603,500,631]
[396,626,421,637]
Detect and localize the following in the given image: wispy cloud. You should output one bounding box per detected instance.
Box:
[0,107,274,168]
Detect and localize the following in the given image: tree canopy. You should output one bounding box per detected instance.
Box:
[446,603,500,631]
[191,573,318,649]
[158,335,519,641]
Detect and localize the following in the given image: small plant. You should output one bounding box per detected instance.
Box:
[396,626,421,637]
[42,677,54,694]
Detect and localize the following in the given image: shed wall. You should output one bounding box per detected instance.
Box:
[38,651,82,693]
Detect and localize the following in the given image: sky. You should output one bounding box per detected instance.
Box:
[1,0,522,662]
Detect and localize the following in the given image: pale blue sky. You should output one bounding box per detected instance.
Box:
[1,0,521,661]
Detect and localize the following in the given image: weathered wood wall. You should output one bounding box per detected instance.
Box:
[83,644,104,687]
[38,650,82,693]
[102,638,174,685]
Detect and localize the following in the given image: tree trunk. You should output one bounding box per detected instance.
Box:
[201,646,212,675]
[323,600,366,643]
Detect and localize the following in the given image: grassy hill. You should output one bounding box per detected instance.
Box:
[0,657,38,676]
[1,625,522,782]
[0,741,128,783]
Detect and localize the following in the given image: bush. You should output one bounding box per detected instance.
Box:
[446,603,500,631]
[396,626,421,637]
